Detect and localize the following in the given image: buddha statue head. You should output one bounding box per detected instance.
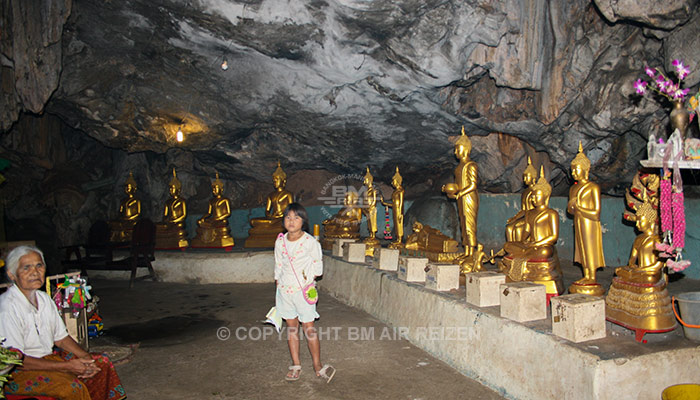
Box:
[571,141,591,181]
[391,166,402,188]
[530,166,552,207]
[454,125,472,159]
[363,167,374,187]
[125,172,137,195]
[169,168,182,196]
[212,172,224,196]
[272,161,287,189]
[523,156,537,187]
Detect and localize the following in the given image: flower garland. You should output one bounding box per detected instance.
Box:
[655,141,691,272]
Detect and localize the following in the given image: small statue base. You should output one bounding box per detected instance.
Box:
[605,276,676,342]
[568,281,605,297]
[244,231,281,248]
[191,226,234,250]
[322,233,360,250]
[109,220,137,243]
[363,237,380,257]
[155,224,189,250]
[498,253,564,297]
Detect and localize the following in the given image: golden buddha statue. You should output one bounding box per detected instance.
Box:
[380,166,405,249]
[155,168,189,249]
[109,172,141,243]
[505,157,537,242]
[567,142,606,296]
[191,172,234,249]
[442,126,479,258]
[362,167,380,256]
[244,162,294,248]
[403,221,461,263]
[499,167,564,297]
[605,175,676,340]
[321,191,362,249]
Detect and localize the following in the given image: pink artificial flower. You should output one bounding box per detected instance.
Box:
[656,77,668,90]
[645,66,655,77]
[633,79,648,94]
[672,88,689,100]
[665,82,677,94]
[676,62,690,80]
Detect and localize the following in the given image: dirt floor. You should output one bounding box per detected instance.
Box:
[86,256,700,400]
[90,278,508,400]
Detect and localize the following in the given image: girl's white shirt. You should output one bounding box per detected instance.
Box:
[274,231,323,291]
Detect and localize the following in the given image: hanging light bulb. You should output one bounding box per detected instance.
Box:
[176,126,184,142]
[221,58,229,71]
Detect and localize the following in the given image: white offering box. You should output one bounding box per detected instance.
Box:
[425,263,460,291]
[499,282,547,322]
[397,256,429,282]
[551,294,606,343]
[466,271,507,307]
[332,239,356,257]
[373,248,400,271]
[343,242,367,263]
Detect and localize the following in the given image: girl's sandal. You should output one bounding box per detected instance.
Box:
[317,364,336,383]
[286,365,302,381]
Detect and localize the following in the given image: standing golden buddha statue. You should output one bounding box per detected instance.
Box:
[191,172,234,249]
[109,172,141,243]
[362,167,380,256]
[506,156,537,242]
[499,167,564,297]
[567,142,606,296]
[606,174,676,341]
[380,166,405,249]
[155,168,189,249]
[442,126,480,272]
[244,162,294,248]
[321,191,362,249]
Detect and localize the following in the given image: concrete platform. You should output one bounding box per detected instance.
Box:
[87,249,700,399]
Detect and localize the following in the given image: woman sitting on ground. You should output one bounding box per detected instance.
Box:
[0,245,126,400]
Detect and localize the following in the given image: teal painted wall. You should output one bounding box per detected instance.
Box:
[188,194,700,279]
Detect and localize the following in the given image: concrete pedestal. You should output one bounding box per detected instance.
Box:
[551,294,606,343]
[425,263,460,291]
[343,242,367,263]
[398,256,428,282]
[499,282,547,322]
[466,271,506,307]
[374,248,400,271]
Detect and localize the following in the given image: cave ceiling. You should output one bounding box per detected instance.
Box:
[2,0,700,196]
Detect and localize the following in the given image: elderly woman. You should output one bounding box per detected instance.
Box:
[0,245,126,400]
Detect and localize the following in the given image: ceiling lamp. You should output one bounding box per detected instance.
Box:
[221,58,229,71]
[176,126,184,142]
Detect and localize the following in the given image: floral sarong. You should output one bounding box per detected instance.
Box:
[3,350,126,400]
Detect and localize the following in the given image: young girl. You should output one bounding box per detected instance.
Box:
[274,203,336,383]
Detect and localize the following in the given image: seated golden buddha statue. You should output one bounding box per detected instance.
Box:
[191,172,234,249]
[109,172,141,243]
[505,156,537,242]
[606,177,675,336]
[244,162,293,248]
[155,169,189,249]
[321,191,362,249]
[499,167,564,296]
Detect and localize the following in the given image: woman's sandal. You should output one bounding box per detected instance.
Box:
[286,365,302,381]
[317,364,336,383]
